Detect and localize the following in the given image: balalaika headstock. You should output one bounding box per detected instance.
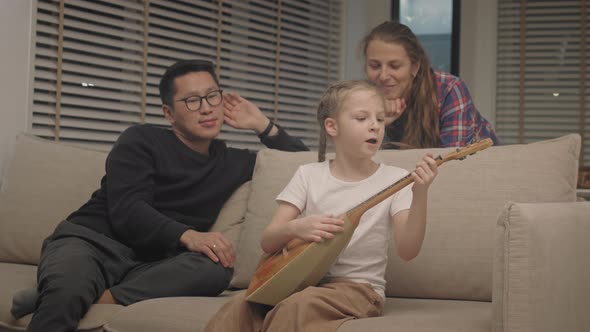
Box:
[437,138,494,163]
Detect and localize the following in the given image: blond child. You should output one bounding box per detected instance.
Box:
[205,80,438,332]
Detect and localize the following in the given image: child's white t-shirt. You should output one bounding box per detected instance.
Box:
[276,161,413,299]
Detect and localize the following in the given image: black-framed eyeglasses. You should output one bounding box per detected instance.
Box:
[175,90,223,112]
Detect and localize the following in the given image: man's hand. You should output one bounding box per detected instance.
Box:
[385,98,407,125]
[179,230,235,268]
[223,92,272,134]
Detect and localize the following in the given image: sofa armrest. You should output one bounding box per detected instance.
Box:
[492,202,590,332]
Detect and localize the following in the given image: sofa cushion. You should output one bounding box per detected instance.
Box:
[0,134,107,265]
[103,291,239,332]
[339,297,491,332]
[104,294,490,332]
[231,134,580,302]
[493,201,590,332]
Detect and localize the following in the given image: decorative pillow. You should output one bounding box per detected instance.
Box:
[209,181,251,252]
[231,134,580,302]
[0,134,106,264]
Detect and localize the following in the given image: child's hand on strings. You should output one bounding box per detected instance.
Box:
[291,214,344,243]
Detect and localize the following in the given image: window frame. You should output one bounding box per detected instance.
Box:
[391,0,462,76]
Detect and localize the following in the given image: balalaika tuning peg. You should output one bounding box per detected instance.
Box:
[456,148,467,160]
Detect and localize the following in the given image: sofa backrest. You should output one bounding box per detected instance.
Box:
[0,133,581,303]
[231,134,580,302]
[0,133,250,265]
[0,134,107,264]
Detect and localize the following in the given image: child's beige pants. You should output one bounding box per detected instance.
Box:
[205,278,384,332]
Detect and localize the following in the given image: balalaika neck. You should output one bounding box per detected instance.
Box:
[346,155,444,224]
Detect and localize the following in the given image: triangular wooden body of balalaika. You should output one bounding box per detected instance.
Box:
[245,214,356,306]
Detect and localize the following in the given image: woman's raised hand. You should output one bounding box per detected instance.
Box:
[385,98,407,125]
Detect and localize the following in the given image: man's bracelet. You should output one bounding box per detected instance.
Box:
[258,120,274,139]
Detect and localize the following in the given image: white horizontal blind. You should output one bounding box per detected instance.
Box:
[274,0,341,147]
[217,0,341,149]
[218,0,279,149]
[31,0,342,151]
[496,0,589,166]
[145,0,218,131]
[32,0,147,151]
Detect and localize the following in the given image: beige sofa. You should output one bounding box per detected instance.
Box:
[1,133,589,332]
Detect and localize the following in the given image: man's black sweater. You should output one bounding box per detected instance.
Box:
[66,124,307,258]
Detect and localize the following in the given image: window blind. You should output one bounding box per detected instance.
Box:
[31,0,342,151]
[496,0,589,166]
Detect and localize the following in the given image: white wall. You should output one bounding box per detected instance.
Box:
[0,0,34,185]
[459,0,498,125]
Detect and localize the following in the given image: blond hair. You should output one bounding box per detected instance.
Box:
[316,80,385,162]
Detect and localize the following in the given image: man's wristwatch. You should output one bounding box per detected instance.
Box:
[258,120,274,139]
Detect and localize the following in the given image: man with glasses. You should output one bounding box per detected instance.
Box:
[16,59,308,332]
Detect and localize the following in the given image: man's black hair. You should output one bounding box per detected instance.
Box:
[158,59,219,108]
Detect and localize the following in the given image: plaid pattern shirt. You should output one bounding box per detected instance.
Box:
[435,70,499,147]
